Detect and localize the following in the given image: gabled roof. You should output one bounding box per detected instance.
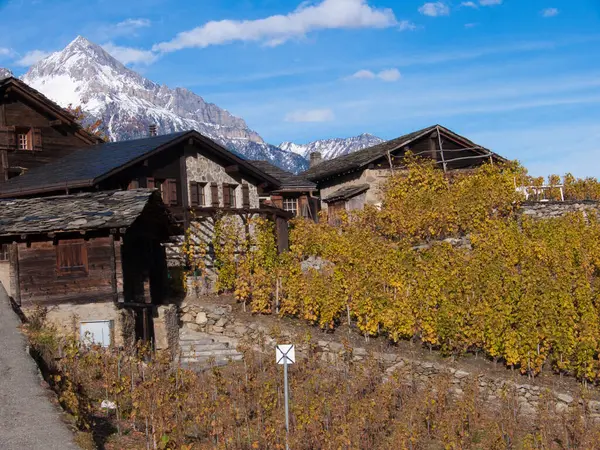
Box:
[0,77,103,145]
[0,130,281,198]
[323,184,370,203]
[301,125,504,182]
[0,189,167,237]
[248,160,316,190]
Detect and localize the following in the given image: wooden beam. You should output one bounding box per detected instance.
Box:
[225,164,240,174]
[49,119,62,127]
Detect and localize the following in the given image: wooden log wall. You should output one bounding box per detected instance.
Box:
[1,97,93,174]
[17,237,117,307]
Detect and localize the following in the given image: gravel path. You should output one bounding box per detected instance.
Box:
[0,285,79,449]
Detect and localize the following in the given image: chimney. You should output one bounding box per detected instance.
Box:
[309,151,322,168]
[149,124,157,137]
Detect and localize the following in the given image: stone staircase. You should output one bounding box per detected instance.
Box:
[177,329,243,370]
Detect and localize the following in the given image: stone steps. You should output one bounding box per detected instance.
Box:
[178,330,243,370]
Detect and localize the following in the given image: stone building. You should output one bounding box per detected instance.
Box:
[301,125,506,219]
[249,159,319,220]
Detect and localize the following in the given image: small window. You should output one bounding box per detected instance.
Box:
[0,244,9,261]
[80,320,112,347]
[241,184,250,208]
[17,129,32,150]
[283,198,298,216]
[153,178,179,206]
[56,239,88,275]
[127,179,140,190]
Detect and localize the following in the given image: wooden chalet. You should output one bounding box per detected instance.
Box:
[0,76,103,182]
[249,160,319,220]
[0,129,293,285]
[0,189,174,346]
[301,124,506,217]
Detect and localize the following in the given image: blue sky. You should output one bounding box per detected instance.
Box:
[1,0,600,177]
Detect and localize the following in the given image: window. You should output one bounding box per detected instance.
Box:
[147,177,178,206]
[189,181,206,207]
[56,239,88,275]
[127,179,140,190]
[0,244,9,261]
[222,183,237,208]
[15,128,40,151]
[17,129,32,150]
[283,198,298,216]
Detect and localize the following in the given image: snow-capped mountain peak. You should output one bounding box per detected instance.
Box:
[18,36,312,172]
[0,68,13,80]
[279,133,385,160]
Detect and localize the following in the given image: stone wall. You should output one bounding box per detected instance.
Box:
[177,298,600,421]
[319,168,393,211]
[186,152,260,209]
[521,201,600,219]
[23,301,126,346]
[0,261,10,296]
[154,304,179,356]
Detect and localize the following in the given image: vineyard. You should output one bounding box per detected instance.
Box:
[26,315,600,449]
[206,157,600,381]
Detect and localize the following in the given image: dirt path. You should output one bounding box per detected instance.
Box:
[0,285,79,450]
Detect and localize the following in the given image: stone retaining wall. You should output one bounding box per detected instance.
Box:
[178,297,600,421]
[521,201,600,219]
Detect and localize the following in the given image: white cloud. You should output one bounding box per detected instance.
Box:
[285,108,335,123]
[398,20,417,31]
[542,8,559,17]
[419,2,450,17]
[479,0,502,5]
[377,68,402,81]
[14,50,51,67]
[153,0,397,52]
[461,2,478,8]
[351,69,377,80]
[349,67,401,82]
[109,18,151,37]
[0,47,13,57]
[102,43,158,65]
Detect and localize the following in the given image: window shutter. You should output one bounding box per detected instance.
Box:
[222,183,230,207]
[146,177,155,189]
[190,182,199,206]
[211,183,219,207]
[32,128,42,151]
[168,179,178,206]
[0,126,16,150]
[242,184,250,208]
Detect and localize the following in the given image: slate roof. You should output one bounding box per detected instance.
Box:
[248,160,316,190]
[0,189,160,236]
[301,125,503,182]
[0,130,280,198]
[323,184,370,203]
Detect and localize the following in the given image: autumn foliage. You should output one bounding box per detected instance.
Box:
[213,157,600,381]
[27,318,600,449]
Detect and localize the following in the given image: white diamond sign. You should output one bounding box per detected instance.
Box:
[276,344,295,365]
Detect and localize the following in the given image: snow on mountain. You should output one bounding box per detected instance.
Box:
[20,36,308,173]
[280,133,385,160]
[0,68,13,79]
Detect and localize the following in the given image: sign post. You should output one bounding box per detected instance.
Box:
[276,344,295,450]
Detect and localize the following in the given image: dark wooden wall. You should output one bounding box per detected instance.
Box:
[0,95,95,179]
[17,237,117,307]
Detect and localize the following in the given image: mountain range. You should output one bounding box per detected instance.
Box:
[4,36,384,174]
[280,133,385,160]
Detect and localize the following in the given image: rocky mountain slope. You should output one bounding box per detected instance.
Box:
[19,36,308,172]
[280,133,385,160]
[0,68,13,79]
